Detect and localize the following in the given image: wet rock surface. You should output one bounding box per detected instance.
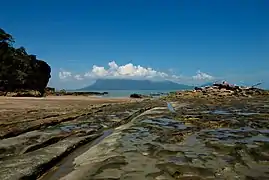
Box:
[0,98,162,180]
[165,83,269,99]
[0,96,269,179]
[61,97,269,180]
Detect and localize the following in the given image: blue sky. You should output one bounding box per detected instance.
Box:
[1,0,269,89]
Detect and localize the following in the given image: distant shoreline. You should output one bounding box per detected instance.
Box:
[0,95,133,101]
[65,89,176,97]
[0,89,175,98]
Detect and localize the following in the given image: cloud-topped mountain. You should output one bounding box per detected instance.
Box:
[59,61,214,83]
[78,79,195,91]
[57,61,216,90]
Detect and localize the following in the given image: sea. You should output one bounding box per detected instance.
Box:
[73,90,178,98]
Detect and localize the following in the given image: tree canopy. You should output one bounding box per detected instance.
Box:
[0,28,51,96]
[0,28,14,44]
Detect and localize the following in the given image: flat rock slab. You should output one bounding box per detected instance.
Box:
[0,98,163,180]
[0,133,102,180]
[58,101,269,180]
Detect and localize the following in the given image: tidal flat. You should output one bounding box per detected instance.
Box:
[0,95,268,180]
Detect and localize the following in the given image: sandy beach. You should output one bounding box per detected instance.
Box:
[0,95,134,110]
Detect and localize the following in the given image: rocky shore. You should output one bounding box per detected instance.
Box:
[0,93,268,180]
[162,83,269,100]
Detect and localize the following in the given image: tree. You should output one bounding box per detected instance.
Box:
[15,47,28,56]
[0,28,14,45]
[0,28,51,94]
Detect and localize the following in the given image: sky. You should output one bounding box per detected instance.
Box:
[1,0,269,89]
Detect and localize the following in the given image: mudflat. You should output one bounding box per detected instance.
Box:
[0,95,269,180]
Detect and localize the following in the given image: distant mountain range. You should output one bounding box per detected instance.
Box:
[77,79,210,91]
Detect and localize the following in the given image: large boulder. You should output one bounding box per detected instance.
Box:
[0,28,51,96]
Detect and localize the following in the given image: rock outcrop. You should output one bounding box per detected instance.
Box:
[195,82,268,97]
[0,28,51,96]
[44,88,109,96]
[165,82,268,100]
[130,93,143,98]
[130,93,150,98]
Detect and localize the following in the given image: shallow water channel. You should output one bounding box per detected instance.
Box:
[39,102,176,179]
[39,129,113,180]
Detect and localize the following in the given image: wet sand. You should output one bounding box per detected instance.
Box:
[0,95,139,138]
[0,96,133,109]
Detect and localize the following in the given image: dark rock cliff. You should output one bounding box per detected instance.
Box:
[0,28,51,96]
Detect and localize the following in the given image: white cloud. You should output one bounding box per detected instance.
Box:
[83,61,171,80]
[58,69,84,81]
[74,74,84,80]
[59,70,72,80]
[58,61,215,85]
[108,61,118,69]
[192,70,214,80]
[92,65,108,77]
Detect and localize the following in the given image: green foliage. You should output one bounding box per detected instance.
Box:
[0,28,51,95]
[0,28,14,45]
[59,89,66,94]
